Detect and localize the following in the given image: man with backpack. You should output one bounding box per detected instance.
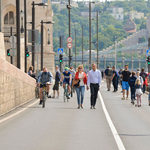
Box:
[128,71,137,104]
[104,65,112,91]
[111,66,119,92]
[38,67,53,105]
[140,68,147,93]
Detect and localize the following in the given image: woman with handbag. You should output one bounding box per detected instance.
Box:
[74,65,87,109]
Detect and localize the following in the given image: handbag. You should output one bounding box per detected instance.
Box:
[72,78,80,87]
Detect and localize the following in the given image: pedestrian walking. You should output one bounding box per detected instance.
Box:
[128,71,137,104]
[101,70,104,79]
[74,65,87,109]
[147,73,150,105]
[52,66,61,98]
[111,66,118,92]
[121,65,131,100]
[140,68,148,93]
[87,64,101,109]
[135,79,143,107]
[104,65,112,91]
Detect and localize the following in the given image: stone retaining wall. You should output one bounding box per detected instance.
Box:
[0,57,36,116]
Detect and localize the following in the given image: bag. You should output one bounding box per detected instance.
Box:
[72,79,80,87]
[107,69,112,76]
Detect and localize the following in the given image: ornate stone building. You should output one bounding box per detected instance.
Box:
[1,0,55,74]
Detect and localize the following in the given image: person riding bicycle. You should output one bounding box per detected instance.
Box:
[38,67,53,105]
[60,67,72,99]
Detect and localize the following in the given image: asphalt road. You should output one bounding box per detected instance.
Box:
[0,81,150,150]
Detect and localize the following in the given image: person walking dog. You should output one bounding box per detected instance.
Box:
[74,65,87,109]
[87,64,101,109]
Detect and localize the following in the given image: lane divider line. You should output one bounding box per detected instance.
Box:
[0,91,53,124]
[98,91,126,150]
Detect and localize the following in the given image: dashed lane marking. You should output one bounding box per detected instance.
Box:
[98,91,126,150]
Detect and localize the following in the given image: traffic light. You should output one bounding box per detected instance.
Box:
[69,55,73,62]
[26,47,30,57]
[7,49,10,56]
[59,54,63,63]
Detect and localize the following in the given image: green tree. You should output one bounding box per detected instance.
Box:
[52,4,59,13]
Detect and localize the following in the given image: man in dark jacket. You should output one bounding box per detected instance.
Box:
[128,71,137,104]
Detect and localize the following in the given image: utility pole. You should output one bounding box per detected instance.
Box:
[60,36,62,72]
[75,29,76,69]
[0,0,1,32]
[82,25,83,65]
[32,1,35,69]
[97,10,98,69]
[10,27,13,64]
[89,2,91,70]
[41,20,43,71]
[148,38,150,73]
[16,0,20,69]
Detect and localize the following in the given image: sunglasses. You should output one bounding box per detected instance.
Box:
[78,68,82,69]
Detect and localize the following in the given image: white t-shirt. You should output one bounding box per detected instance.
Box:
[79,72,84,86]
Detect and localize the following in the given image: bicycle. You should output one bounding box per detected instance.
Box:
[63,83,69,102]
[41,83,50,108]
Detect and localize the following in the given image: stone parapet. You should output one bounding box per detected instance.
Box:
[0,57,36,116]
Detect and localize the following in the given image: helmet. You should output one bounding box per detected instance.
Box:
[65,67,69,71]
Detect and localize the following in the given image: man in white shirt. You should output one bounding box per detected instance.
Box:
[87,64,101,109]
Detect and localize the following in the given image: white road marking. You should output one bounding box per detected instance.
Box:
[0,91,53,124]
[98,91,126,150]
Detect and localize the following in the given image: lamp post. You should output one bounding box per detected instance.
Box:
[48,29,50,45]
[20,10,24,33]
[115,36,117,69]
[122,53,125,68]
[31,1,48,69]
[41,20,54,71]
[89,1,95,70]
[97,10,102,69]
[146,55,148,72]
[16,0,20,69]
[104,56,106,69]
[67,0,72,67]
[75,29,79,70]
[82,24,87,64]
[131,52,133,71]
[138,51,141,69]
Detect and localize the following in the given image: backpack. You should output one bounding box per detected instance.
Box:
[141,73,146,81]
[41,72,52,78]
[107,69,112,76]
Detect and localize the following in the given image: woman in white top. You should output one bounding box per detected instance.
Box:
[74,65,87,109]
[136,71,143,88]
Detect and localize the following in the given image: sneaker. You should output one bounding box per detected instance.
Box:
[90,106,93,109]
[126,97,129,100]
[48,95,51,98]
[121,97,125,100]
[68,94,70,99]
[39,100,43,105]
[56,96,59,99]
[93,106,96,109]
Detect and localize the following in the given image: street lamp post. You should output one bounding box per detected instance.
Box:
[146,55,148,72]
[67,0,72,67]
[41,20,54,71]
[82,24,87,64]
[104,56,106,69]
[115,36,117,69]
[89,1,95,70]
[131,52,133,71]
[16,0,20,69]
[20,10,24,33]
[138,51,141,69]
[31,1,48,69]
[122,53,125,68]
[48,29,50,45]
[75,29,79,69]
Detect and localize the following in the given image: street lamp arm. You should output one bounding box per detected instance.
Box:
[32,3,48,6]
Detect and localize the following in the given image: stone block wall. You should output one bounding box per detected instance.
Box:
[0,57,36,116]
[0,33,6,60]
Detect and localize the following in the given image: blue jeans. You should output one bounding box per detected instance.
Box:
[75,86,85,105]
[143,85,146,93]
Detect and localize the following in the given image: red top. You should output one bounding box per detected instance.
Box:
[75,72,87,85]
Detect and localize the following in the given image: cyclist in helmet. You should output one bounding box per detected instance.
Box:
[60,67,72,99]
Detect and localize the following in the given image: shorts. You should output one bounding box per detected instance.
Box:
[53,81,59,91]
[40,84,47,88]
[122,81,129,91]
[63,80,70,85]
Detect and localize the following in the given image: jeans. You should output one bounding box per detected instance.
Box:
[113,78,118,91]
[143,85,146,93]
[75,86,85,105]
[90,83,99,106]
[130,86,135,102]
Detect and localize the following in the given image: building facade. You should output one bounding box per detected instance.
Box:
[1,0,55,74]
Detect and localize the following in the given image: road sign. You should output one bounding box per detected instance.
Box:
[146,48,150,56]
[58,48,64,54]
[9,48,17,56]
[67,43,73,49]
[28,44,40,52]
[28,29,39,44]
[67,37,73,43]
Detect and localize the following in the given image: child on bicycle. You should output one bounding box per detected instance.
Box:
[135,78,143,107]
[60,67,72,99]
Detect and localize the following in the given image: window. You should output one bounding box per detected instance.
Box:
[9,11,14,24]
[4,11,14,25]
[4,13,8,24]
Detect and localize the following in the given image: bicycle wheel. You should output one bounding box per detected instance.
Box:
[42,91,46,108]
[35,87,39,99]
[63,91,66,102]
